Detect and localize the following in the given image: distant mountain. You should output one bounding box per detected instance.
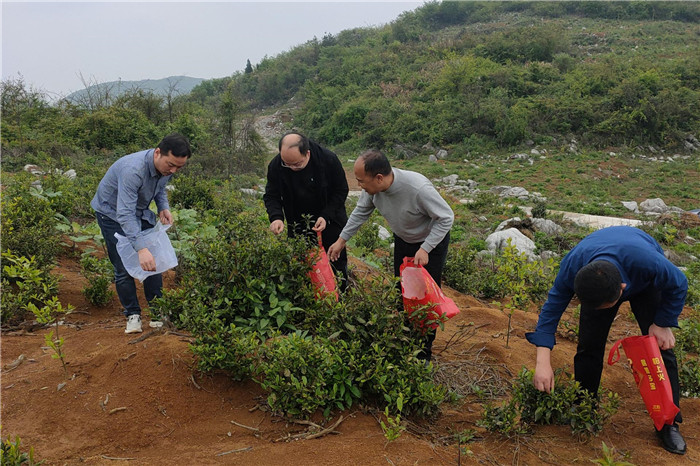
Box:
[65,76,205,103]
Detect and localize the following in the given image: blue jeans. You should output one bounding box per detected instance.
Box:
[95,212,162,317]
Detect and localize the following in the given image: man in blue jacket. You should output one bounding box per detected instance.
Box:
[91,133,191,334]
[526,226,687,454]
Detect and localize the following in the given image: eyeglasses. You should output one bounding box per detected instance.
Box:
[281,154,308,169]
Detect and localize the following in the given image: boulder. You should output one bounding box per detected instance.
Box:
[640,198,669,214]
[622,201,639,213]
[485,228,537,259]
[531,218,563,235]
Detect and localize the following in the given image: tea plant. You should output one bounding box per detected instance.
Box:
[27,296,73,377]
[479,368,619,437]
[80,255,114,307]
[190,319,260,380]
[1,252,59,326]
[675,317,700,397]
[1,435,41,465]
[1,183,61,270]
[494,240,557,305]
[256,332,361,418]
[379,405,406,442]
[169,175,215,211]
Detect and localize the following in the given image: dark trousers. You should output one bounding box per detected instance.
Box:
[575,285,682,424]
[95,212,162,317]
[291,220,348,292]
[394,232,450,361]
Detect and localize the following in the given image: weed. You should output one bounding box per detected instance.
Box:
[590,442,635,466]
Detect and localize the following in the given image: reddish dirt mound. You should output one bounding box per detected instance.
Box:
[2,256,698,465]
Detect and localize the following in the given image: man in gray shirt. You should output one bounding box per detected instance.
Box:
[328,149,454,360]
[91,133,191,334]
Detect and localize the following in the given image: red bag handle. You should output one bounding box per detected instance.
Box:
[403,256,416,267]
[607,338,625,366]
[317,230,323,249]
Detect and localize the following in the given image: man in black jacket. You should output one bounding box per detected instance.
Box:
[264,132,349,289]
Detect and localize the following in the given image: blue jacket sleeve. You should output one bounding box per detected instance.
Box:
[525,271,575,349]
[650,256,688,328]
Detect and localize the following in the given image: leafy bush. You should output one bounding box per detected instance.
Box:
[675,317,700,398]
[1,252,59,326]
[156,202,447,419]
[190,318,260,381]
[256,333,362,418]
[494,241,557,308]
[444,240,557,305]
[169,175,215,211]
[80,255,114,307]
[1,435,41,465]
[479,368,619,437]
[444,243,499,299]
[1,181,61,270]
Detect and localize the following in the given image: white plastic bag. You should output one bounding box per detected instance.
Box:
[114,222,178,282]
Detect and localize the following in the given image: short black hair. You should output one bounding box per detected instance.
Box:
[574,260,622,308]
[278,132,309,155]
[358,149,391,177]
[157,133,191,158]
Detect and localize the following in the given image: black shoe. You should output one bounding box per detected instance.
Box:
[656,423,687,455]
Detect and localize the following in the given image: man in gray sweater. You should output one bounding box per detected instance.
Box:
[328,149,454,360]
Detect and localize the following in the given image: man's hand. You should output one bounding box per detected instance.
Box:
[414,248,429,266]
[270,220,285,235]
[533,346,555,393]
[159,209,173,225]
[312,217,327,232]
[138,248,156,271]
[649,324,676,350]
[327,238,347,262]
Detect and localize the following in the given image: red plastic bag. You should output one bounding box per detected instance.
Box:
[307,231,338,301]
[607,335,679,430]
[400,257,459,329]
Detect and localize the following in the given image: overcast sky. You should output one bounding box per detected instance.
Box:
[2,1,423,98]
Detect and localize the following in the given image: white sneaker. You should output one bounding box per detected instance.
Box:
[149,320,163,329]
[125,315,143,334]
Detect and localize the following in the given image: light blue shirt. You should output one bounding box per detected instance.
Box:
[91,149,171,251]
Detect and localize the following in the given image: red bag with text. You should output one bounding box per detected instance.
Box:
[400,257,459,329]
[307,231,338,301]
[607,335,679,430]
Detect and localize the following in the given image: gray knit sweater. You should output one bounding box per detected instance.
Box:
[340,168,454,253]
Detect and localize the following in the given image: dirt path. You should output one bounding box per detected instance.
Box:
[2,256,699,465]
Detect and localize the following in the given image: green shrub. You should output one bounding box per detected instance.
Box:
[1,435,41,465]
[190,318,260,381]
[1,252,59,326]
[256,333,361,418]
[675,317,700,398]
[169,175,215,211]
[1,184,61,270]
[479,368,619,437]
[80,255,114,307]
